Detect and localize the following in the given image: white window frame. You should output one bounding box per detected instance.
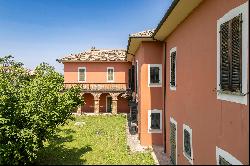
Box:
[78,67,86,82]
[148,109,162,133]
[107,67,114,82]
[170,117,178,165]
[216,2,248,105]
[170,47,177,91]
[216,146,243,165]
[148,64,162,87]
[183,124,193,165]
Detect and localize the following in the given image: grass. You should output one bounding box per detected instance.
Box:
[35,115,155,165]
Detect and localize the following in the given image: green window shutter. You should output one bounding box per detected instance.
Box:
[79,68,85,81]
[108,68,113,81]
[220,14,242,92]
[231,14,242,92]
[184,129,191,158]
[170,51,176,86]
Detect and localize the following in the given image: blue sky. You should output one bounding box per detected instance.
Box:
[0,0,172,73]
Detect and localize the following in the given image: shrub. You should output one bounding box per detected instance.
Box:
[0,56,82,164]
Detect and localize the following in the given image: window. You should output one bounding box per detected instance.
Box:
[136,60,138,93]
[107,67,114,82]
[170,117,178,165]
[220,14,242,93]
[216,146,242,165]
[148,109,162,133]
[217,2,248,105]
[78,67,86,82]
[148,64,162,87]
[170,47,177,90]
[183,124,193,164]
[131,65,135,91]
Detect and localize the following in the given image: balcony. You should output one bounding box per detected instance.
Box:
[64,83,128,93]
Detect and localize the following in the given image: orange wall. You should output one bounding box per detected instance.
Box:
[64,62,131,83]
[164,0,249,164]
[117,94,130,113]
[134,41,164,146]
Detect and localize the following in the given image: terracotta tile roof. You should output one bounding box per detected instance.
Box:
[58,47,127,62]
[129,29,155,37]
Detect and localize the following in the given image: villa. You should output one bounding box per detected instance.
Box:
[58,0,249,165]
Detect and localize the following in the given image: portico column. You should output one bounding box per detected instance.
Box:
[92,93,101,114]
[110,93,120,114]
[77,92,84,114]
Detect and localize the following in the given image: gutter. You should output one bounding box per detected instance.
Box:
[152,0,180,37]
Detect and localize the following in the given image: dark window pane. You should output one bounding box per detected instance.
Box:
[150,67,160,83]
[170,51,176,86]
[184,129,191,158]
[219,156,232,165]
[151,113,160,129]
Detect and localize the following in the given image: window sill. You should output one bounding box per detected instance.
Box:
[170,86,176,91]
[148,83,162,87]
[217,90,247,96]
[148,129,162,133]
[183,151,193,165]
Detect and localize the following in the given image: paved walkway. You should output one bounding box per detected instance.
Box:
[125,119,171,165]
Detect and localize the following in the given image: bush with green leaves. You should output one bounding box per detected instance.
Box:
[0,56,82,164]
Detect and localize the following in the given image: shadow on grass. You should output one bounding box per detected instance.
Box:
[35,128,92,165]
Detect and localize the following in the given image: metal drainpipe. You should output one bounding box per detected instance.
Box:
[163,41,167,154]
[153,37,167,154]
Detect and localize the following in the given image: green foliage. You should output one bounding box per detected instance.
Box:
[0,56,82,164]
[35,115,155,165]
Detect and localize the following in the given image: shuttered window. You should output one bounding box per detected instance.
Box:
[78,68,86,82]
[170,51,176,87]
[150,113,160,129]
[150,67,160,84]
[107,67,114,82]
[148,64,162,87]
[184,129,191,158]
[220,14,242,93]
[148,110,162,133]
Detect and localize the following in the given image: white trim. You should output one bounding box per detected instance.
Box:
[148,109,162,133]
[148,64,162,87]
[107,67,114,82]
[216,146,243,165]
[183,124,194,165]
[170,47,177,91]
[136,60,139,93]
[106,95,112,112]
[216,2,249,105]
[78,67,86,82]
[170,117,178,165]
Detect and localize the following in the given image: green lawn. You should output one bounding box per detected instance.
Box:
[35,115,155,165]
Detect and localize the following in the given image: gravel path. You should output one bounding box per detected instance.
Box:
[125,118,171,165]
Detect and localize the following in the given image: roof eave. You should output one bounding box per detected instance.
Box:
[153,0,203,41]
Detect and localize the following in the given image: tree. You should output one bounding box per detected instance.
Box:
[0,56,82,164]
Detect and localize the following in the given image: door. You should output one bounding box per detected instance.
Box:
[170,121,177,165]
[106,96,112,113]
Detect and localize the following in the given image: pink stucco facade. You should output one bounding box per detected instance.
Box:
[64,62,131,83]
[63,61,131,114]
[164,0,249,164]
[134,41,164,146]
